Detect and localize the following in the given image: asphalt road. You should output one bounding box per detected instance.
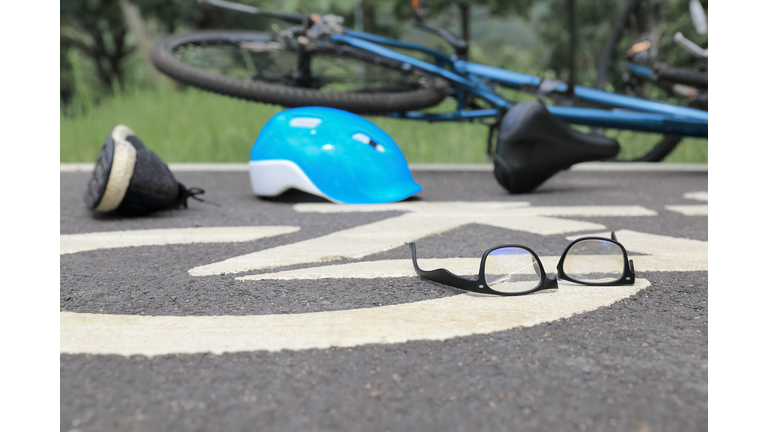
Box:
[60,165,707,431]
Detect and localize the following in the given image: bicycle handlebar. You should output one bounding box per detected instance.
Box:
[198,0,308,25]
[689,0,708,35]
[412,22,468,57]
[673,32,708,58]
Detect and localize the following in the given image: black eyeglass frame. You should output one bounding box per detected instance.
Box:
[408,231,635,296]
[408,242,558,297]
[555,232,635,286]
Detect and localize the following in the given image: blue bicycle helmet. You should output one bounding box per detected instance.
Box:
[249,107,421,204]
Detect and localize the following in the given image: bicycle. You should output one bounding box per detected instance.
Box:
[594,0,708,161]
[150,0,708,191]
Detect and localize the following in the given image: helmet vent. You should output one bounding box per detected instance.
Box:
[352,133,385,152]
[289,117,323,128]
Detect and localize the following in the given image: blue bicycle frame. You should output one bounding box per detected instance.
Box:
[331,30,708,138]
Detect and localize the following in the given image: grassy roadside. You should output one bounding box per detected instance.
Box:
[60,88,707,164]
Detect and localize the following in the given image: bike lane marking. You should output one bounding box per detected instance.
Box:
[60,280,650,356]
[60,226,300,255]
[665,205,707,216]
[683,191,708,201]
[240,229,707,281]
[666,191,708,215]
[189,203,657,276]
[60,203,669,356]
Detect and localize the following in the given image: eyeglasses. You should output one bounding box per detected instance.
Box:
[408,232,635,296]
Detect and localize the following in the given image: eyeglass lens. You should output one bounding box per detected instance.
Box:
[562,239,624,283]
[483,247,542,293]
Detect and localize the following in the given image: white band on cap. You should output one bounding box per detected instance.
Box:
[94,125,137,212]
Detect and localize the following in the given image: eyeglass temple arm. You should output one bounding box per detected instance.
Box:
[407,243,479,291]
[611,231,636,276]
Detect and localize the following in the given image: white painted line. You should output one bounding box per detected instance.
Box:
[409,163,708,172]
[190,203,656,277]
[60,163,96,172]
[189,213,495,276]
[61,163,493,172]
[242,230,708,281]
[570,162,708,172]
[240,248,708,280]
[292,202,657,216]
[683,191,708,201]
[293,201,529,213]
[408,164,493,171]
[58,210,703,356]
[167,163,250,172]
[60,279,650,356]
[243,258,482,281]
[665,205,708,216]
[60,226,300,255]
[61,162,708,173]
[60,163,252,172]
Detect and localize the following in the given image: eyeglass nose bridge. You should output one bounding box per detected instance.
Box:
[540,273,559,290]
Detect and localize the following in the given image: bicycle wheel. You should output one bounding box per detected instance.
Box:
[150,30,449,114]
[607,132,683,162]
[593,1,704,162]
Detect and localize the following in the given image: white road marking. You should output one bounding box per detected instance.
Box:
[665,205,708,216]
[570,162,708,172]
[664,191,708,215]
[60,279,650,356]
[242,230,708,280]
[60,226,300,255]
[243,258,482,280]
[291,202,656,216]
[190,203,656,276]
[59,206,698,356]
[60,162,708,173]
[683,191,708,201]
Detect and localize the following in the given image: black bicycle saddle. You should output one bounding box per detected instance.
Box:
[493,101,620,194]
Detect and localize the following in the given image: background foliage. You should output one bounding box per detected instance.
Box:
[60,0,707,163]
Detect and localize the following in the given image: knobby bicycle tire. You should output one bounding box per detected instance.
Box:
[593,1,687,162]
[611,135,683,162]
[150,30,449,114]
[653,63,708,88]
[595,0,641,91]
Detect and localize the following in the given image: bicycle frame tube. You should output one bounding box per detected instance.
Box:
[463,62,707,121]
[390,109,500,121]
[344,30,455,68]
[628,63,654,78]
[332,31,708,137]
[547,106,707,137]
[391,106,706,137]
[330,34,511,109]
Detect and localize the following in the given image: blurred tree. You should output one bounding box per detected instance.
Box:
[642,0,707,68]
[60,0,135,95]
[360,0,403,38]
[60,0,372,105]
[60,0,205,103]
[394,0,534,45]
[60,0,284,103]
[535,0,707,92]
[535,0,621,86]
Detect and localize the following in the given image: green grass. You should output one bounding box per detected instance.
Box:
[60,88,706,164]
